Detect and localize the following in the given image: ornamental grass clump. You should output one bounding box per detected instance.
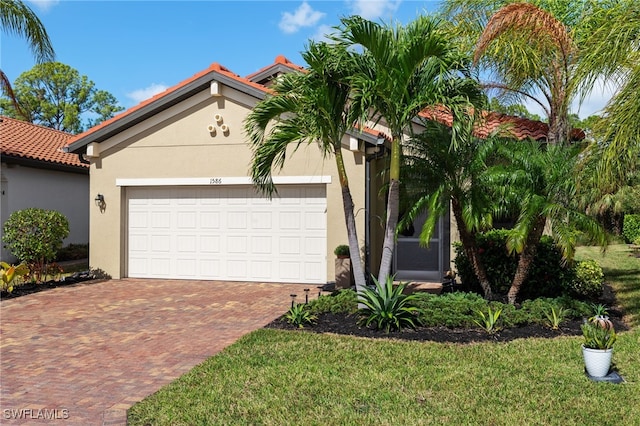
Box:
[358,276,422,333]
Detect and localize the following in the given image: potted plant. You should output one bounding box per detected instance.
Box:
[334,245,352,289]
[589,303,614,330]
[581,320,617,378]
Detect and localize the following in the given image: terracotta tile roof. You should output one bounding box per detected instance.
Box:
[65,56,583,152]
[66,62,271,148]
[419,106,585,141]
[245,55,307,81]
[0,116,87,168]
[354,125,392,143]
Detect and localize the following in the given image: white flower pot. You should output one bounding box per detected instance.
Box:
[582,345,613,378]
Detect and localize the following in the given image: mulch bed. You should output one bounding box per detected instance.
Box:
[0,271,103,301]
[265,311,628,344]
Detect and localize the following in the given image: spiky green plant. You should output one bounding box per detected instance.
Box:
[284,303,317,329]
[358,276,422,333]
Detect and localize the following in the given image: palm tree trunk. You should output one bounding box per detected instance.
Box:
[451,198,493,300]
[334,148,366,295]
[377,138,401,284]
[507,216,547,304]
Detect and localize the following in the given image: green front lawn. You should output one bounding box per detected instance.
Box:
[128,328,640,425]
[576,244,640,326]
[129,243,640,425]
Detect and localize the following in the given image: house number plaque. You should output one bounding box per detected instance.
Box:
[209,178,223,184]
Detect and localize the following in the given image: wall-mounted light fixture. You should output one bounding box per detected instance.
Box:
[95,193,106,212]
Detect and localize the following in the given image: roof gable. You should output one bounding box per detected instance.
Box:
[246,55,307,87]
[0,116,87,169]
[65,62,272,154]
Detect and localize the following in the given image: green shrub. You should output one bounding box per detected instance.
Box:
[453,230,573,301]
[563,259,604,300]
[333,244,350,257]
[413,292,487,327]
[2,208,69,282]
[622,214,640,244]
[358,277,422,332]
[308,289,358,315]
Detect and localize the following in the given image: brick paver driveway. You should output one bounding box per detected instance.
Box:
[1,278,310,425]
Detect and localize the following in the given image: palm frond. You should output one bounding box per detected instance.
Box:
[0,0,54,63]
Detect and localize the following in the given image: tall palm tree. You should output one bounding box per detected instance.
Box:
[244,41,367,295]
[441,0,635,146]
[334,15,466,283]
[488,140,607,304]
[578,2,640,186]
[1,0,54,118]
[401,101,497,300]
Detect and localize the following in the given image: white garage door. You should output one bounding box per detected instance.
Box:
[127,185,327,283]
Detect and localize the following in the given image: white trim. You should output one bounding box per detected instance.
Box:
[116,176,331,187]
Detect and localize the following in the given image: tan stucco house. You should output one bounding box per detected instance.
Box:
[64,56,571,285]
[1,116,89,262]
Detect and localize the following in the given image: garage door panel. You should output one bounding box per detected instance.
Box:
[177,235,196,252]
[200,235,220,253]
[200,211,220,229]
[177,211,196,229]
[228,211,247,229]
[305,237,325,255]
[127,185,326,283]
[150,258,171,276]
[251,211,272,229]
[251,261,272,279]
[151,212,171,228]
[251,236,272,254]
[306,212,326,229]
[280,212,301,229]
[176,258,197,275]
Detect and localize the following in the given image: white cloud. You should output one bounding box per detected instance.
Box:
[279,2,326,34]
[126,83,168,104]
[27,0,59,13]
[311,24,335,43]
[574,78,618,118]
[349,0,402,21]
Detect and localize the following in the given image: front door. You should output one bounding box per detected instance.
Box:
[393,211,450,282]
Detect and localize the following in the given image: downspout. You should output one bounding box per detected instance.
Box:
[61,145,90,165]
[364,159,371,285]
[77,153,90,165]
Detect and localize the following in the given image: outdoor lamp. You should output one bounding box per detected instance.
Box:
[94,194,104,205]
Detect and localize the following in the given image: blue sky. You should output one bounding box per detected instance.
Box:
[3,0,611,117]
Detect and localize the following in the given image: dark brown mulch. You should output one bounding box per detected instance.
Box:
[0,271,103,301]
[265,311,628,345]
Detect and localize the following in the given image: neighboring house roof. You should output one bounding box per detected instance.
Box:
[0,116,88,172]
[420,106,585,142]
